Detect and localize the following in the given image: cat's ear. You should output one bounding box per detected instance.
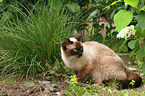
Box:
[61,38,73,50]
[75,34,83,41]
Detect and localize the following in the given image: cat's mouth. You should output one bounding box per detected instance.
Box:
[78,51,83,58]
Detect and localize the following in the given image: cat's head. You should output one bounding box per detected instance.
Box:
[61,34,83,58]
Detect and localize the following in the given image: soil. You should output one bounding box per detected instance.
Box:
[0,54,145,96]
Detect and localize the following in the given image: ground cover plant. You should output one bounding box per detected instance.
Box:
[0,0,145,95]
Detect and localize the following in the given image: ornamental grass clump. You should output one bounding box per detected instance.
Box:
[0,0,76,77]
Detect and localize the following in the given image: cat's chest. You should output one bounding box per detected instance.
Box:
[62,54,89,70]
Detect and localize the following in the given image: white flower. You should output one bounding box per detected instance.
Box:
[125,2,128,6]
[117,25,136,39]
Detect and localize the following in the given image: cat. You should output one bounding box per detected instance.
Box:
[61,34,142,89]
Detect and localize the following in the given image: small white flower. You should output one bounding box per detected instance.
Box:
[125,2,128,6]
[117,25,136,39]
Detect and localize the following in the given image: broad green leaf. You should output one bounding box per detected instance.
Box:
[114,10,133,32]
[142,62,145,76]
[0,0,3,2]
[125,0,139,8]
[135,27,145,37]
[136,45,145,60]
[128,40,137,49]
[138,11,145,31]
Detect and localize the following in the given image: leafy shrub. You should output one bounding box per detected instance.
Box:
[112,0,145,75]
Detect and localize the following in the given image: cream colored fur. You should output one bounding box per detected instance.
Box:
[61,38,127,83]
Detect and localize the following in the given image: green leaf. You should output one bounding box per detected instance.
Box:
[140,5,145,11]
[135,39,140,50]
[125,0,139,8]
[119,39,128,52]
[110,1,121,6]
[104,1,121,9]
[138,11,145,31]
[136,45,145,60]
[135,27,145,37]
[114,10,133,31]
[129,49,136,60]
[0,0,3,2]
[142,62,145,76]
[88,9,99,20]
[66,2,80,12]
[128,40,137,49]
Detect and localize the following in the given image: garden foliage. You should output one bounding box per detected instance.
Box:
[0,0,76,77]
[112,0,145,74]
[0,0,145,78]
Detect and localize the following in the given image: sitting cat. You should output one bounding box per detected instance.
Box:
[61,34,142,89]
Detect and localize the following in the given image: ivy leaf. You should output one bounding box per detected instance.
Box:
[125,0,139,8]
[114,10,133,32]
[138,11,145,31]
[136,45,145,60]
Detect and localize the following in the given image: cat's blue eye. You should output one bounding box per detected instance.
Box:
[73,49,78,52]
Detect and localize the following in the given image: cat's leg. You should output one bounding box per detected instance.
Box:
[76,64,92,82]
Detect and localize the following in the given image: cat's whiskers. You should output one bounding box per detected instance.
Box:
[65,55,76,64]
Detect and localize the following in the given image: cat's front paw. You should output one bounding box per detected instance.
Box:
[76,75,84,82]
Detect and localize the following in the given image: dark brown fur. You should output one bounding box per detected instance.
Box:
[117,69,142,89]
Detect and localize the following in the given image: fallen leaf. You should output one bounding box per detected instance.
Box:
[23,81,34,87]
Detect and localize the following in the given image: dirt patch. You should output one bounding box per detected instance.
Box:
[0,54,145,95]
[1,79,145,96]
[0,77,69,95]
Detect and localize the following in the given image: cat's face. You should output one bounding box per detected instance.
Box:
[61,34,83,58]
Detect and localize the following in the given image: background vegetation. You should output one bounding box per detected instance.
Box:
[0,0,145,95]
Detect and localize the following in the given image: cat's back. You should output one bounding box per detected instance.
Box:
[83,41,118,57]
[83,41,108,49]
